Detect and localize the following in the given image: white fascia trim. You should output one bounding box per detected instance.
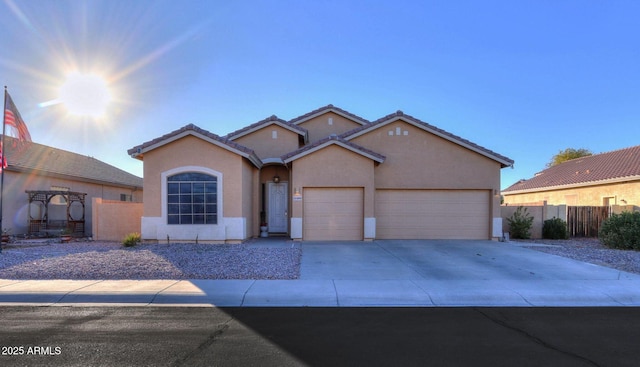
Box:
[283,140,384,164]
[502,175,640,196]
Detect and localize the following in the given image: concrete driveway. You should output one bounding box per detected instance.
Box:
[295,239,640,307]
[301,239,631,281]
[2,239,640,307]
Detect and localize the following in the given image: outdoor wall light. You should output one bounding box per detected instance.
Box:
[273,175,280,183]
[293,188,301,197]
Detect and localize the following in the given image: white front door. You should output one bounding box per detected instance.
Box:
[268,182,288,233]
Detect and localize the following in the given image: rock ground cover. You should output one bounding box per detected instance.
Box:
[519,238,640,275]
[0,238,638,280]
[0,240,301,280]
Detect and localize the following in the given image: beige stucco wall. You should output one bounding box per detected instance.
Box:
[297,112,364,142]
[1,170,141,236]
[351,121,501,189]
[289,145,376,220]
[142,135,246,218]
[139,134,258,241]
[92,198,143,241]
[233,125,301,159]
[503,180,640,207]
[350,120,502,219]
[260,165,288,184]
[242,158,257,238]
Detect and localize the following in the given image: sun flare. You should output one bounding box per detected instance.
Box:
[58,73,112,118]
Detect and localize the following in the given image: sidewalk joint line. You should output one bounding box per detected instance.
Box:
[332,280,340,306]
[240,280,256,306]
[410,279,435,306]
[373,240,425,279]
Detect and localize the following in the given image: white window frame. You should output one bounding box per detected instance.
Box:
[161,166,223,228]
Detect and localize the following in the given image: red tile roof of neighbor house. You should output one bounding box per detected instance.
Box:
[341,110,515,168]
[502,145,640,193]
[3,135,143,189]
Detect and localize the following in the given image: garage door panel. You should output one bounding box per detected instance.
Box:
[376,190,489,240]
[304,188,364,241]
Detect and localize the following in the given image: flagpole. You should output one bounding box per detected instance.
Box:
[0,87,7,252]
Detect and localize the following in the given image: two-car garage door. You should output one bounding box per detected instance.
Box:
[302,188,490,240]
[375,190,490,240]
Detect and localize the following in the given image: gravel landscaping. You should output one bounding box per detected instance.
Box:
[0,240,301,280]
[1,237,639,280]
[517,238,640,275]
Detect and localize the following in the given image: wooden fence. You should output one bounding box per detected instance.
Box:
[567,206,611,237]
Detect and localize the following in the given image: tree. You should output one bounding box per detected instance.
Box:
[546,148,592,167]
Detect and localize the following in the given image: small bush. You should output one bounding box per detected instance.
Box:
[122,232,141,247]
[543,217,568,239]
[599,211,640,250]
[507,206,534,239]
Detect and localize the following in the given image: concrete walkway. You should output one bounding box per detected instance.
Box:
[1,239,640,307]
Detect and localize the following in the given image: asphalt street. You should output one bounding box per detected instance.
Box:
[1,306,639,366]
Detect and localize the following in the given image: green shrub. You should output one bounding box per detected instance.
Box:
[507,206,534,239]
[599,211,640,250]
[122,232,141,247]
[542,217,568,239]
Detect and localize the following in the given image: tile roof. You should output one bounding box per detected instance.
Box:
[282,134,385,163]
[341,110,514,168]
[224,115,308,141]
[288,104,370,126]
[127,123,262,168]
[3,136,142,189]
[502,145,640,193]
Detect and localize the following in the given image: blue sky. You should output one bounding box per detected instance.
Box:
[1,0,639,189]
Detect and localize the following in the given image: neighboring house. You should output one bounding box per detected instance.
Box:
[2,136,143,236]
[502,145,640,207]
[128,104,513,242]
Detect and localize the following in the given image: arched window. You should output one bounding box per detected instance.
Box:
[167,172,217,225]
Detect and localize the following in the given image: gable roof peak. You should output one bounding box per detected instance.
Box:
[224,114,308,141]
[289,104,370,126]
[128,123,262,168]
[281,133,385,164]
[341,110,514,168]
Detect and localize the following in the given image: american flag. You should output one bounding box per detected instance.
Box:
[0,142,6,171]
[4,90,32,142]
